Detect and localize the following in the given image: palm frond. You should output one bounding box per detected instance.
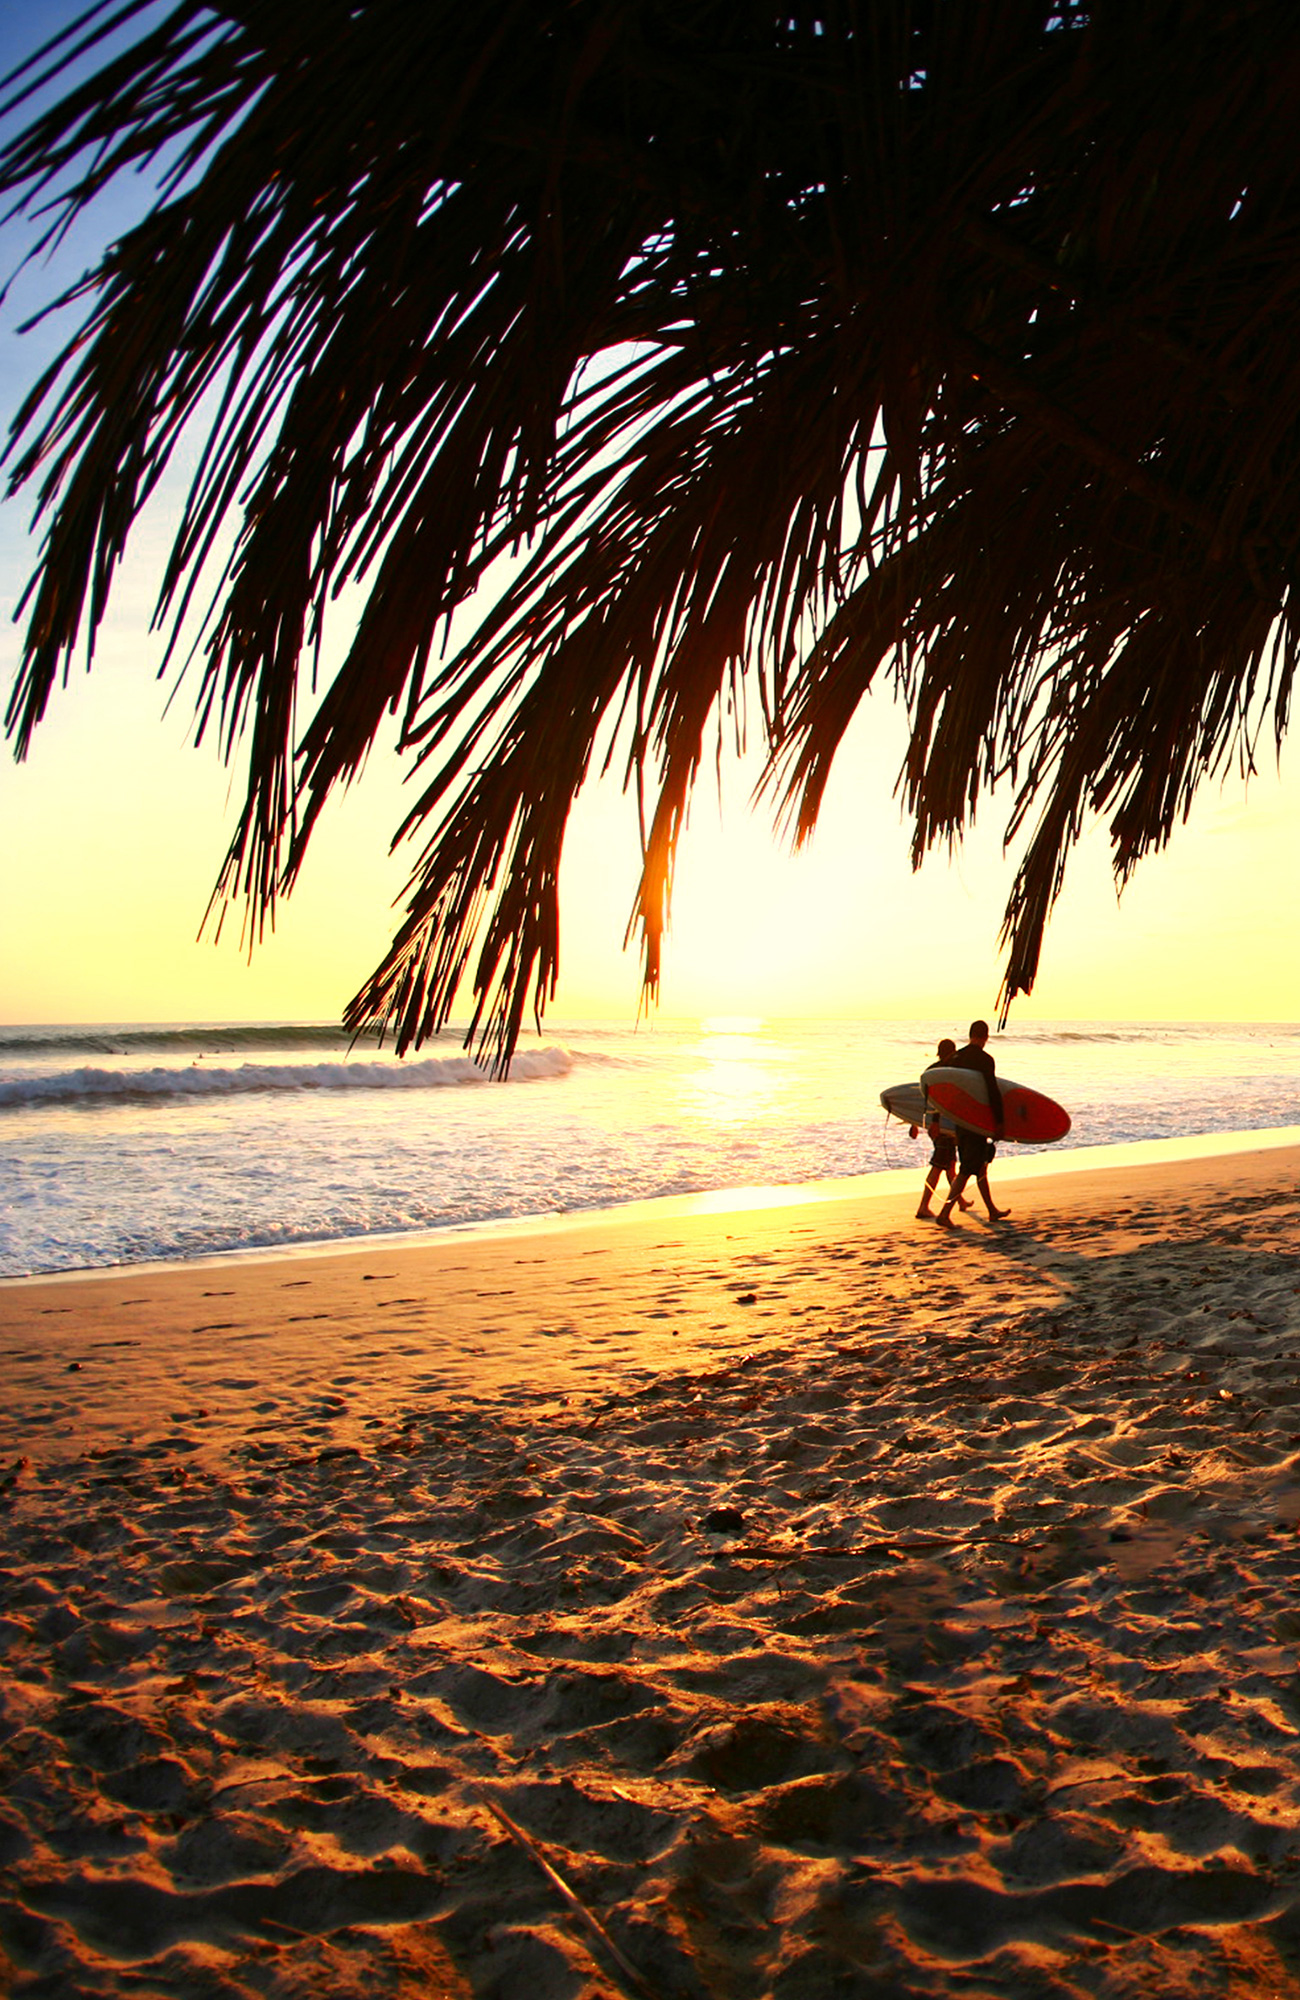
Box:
[4,1,1298,1063]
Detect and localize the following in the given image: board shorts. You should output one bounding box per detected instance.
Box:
[928,1130,957,1172]
[957,1128,997,1174]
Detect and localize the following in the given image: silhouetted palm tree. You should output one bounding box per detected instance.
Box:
[3,1,1295,1063]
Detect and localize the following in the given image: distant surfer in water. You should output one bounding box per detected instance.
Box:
[916,1038,973,1219]
[936,1020,1011,1226]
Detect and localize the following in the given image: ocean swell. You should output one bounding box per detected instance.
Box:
[0,1045,573,1110]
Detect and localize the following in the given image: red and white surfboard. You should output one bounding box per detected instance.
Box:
[922,1066,1071,1143]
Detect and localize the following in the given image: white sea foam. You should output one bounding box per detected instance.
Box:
[0,1045,572,1109]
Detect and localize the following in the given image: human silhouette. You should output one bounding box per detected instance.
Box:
[915,1037,973,1219]
[935,1020,1011,1226]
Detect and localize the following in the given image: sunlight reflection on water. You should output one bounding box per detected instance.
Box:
[685,1027,784,1123]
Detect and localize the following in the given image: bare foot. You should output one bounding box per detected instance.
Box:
[958,1197,975,1210]
[935,1210,957,1228]
[987,1207,1011,1221]
[915,1207,932,1220]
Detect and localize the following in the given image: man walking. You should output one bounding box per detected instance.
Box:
[935,1021,1011,1226]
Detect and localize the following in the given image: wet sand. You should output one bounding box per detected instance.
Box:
[2,1142,1300,1997]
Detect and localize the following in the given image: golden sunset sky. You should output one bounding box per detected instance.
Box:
[0,2,1295,1031]
[3,584,1296,1029]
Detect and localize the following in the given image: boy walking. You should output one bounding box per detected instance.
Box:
[916,1037,973,1219]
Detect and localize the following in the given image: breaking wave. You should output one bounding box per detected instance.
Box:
[0,1022,380,1059]
[0,1046,573,1110]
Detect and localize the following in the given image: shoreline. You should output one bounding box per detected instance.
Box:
[3,1135,1298,1461]
[5,1118,1300,1289]
[3,1138,1300,1995]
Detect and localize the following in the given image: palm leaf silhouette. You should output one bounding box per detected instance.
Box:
[3,2,1295,1065]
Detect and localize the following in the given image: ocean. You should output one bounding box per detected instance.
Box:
[0,1017,1296,1279]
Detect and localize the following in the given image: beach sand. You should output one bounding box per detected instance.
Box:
[2,1142,1300,1998]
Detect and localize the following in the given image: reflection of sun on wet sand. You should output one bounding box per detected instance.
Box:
[2,1143,1300,1997]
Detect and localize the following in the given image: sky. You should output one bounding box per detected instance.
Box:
[0,3,1296,1032]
